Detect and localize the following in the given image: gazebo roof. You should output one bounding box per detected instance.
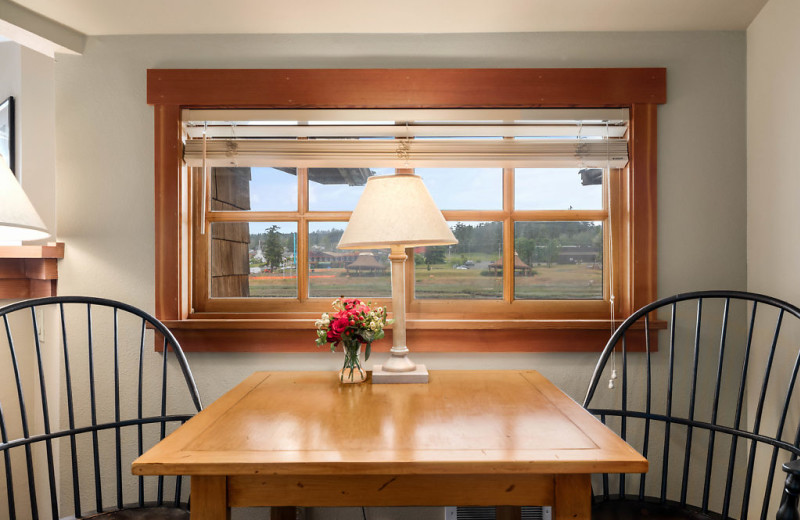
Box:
[347,252,385,270]
[489,252,531,270]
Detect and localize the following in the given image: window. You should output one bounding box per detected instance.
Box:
[148,69,665,352]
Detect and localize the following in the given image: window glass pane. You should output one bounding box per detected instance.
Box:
[414,221,503,300]
[210,222,298,298]
[416,168,503,210]
[514,221,603,300]
[308,168,393,211]
[308,222,391,298]
[515,168,603,210]
[211,167,297,212]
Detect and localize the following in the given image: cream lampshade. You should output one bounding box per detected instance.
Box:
[0,156,49,244]
[338,172,457,384]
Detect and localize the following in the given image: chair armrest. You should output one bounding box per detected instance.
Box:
[777,460,800,520]
[786,460,800,477]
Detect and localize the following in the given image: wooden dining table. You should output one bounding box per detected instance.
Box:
[132,370,647,520]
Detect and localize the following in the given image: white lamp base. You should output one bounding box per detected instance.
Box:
[372,364,429,384]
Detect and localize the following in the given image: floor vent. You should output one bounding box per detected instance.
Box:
[444,506,551,520]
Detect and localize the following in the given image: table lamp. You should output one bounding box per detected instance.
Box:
[0,156,49,245]
[338,171,457,384]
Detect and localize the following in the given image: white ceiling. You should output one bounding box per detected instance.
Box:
[8,0,770,35]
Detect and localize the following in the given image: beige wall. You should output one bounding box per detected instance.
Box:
[747,0,800,516]
[47,32,747,518]
[0,40,59,519]
[0,41,56,233]
[747,0,800,299]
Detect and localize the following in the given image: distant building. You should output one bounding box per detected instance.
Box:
[309,250,359,268]
[557,245,599,264]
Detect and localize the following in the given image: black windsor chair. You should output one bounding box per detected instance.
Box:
[583,290,800,520]
[0,296,202,519]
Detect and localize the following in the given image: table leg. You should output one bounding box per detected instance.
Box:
[191,476,231,520]
[553,475,591,520]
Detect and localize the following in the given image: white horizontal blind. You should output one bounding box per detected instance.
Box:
[183,138,628,168]
[182,108,629,168]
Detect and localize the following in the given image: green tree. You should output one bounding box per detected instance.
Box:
[592,230,603,267]
[452,222,473,254]
[515,237,537,267]
[264,225,284,271]
[544,238,562,268]
[424,246,446,268]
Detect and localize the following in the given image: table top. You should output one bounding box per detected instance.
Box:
[132,370,647,477]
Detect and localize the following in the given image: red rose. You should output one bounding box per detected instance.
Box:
[331,316,349,336]
[327,330,340,342]
[342,298,364,312]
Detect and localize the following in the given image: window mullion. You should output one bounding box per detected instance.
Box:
[205,211,303,222]
[503,165,515,304]
[441,210,506,221]
[608,166,625,315]
[511,210,608,222]
[298,167,309,302]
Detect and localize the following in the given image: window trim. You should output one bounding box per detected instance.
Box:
[149,68,665,352]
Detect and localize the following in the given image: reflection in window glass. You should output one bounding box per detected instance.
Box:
[514,221,603,300]
[515,168,603,210]
[308,222,391,298]
[211,167,298,212]
[211,222,298,298]
[414,221,503,300]
[415,168,503,210]
[308,168,392,211]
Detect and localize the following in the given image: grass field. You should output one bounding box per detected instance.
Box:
[246,263,602,300]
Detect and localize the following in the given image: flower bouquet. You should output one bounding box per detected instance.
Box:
[315,297,391,383]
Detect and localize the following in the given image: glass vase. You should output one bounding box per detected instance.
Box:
[339,340,367,384]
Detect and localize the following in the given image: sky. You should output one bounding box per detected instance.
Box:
[245,166,602,237]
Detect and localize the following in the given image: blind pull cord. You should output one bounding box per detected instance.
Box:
[607,120,618,390]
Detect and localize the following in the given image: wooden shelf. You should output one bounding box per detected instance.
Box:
[0,243,65,299]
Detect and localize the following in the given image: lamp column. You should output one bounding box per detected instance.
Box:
[383,244,415,372]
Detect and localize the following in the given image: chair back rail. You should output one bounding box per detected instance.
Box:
[0,296,201,519]
[583,290,800,520]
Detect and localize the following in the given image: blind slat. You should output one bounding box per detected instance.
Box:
[183,138,628,168]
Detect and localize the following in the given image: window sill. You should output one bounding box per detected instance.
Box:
[162,317,665,353]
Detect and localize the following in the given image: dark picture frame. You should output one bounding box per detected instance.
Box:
[0,96,15,175]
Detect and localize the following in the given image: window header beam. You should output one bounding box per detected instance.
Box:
[182,108,629,123]
[148,68,666,107]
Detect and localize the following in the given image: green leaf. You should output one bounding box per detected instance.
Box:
[365,342,371,361]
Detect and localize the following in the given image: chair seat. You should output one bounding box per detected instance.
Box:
[593,499,720,520]
[74,507,190,520]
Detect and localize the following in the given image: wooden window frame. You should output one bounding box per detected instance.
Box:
[148,68,665,352]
